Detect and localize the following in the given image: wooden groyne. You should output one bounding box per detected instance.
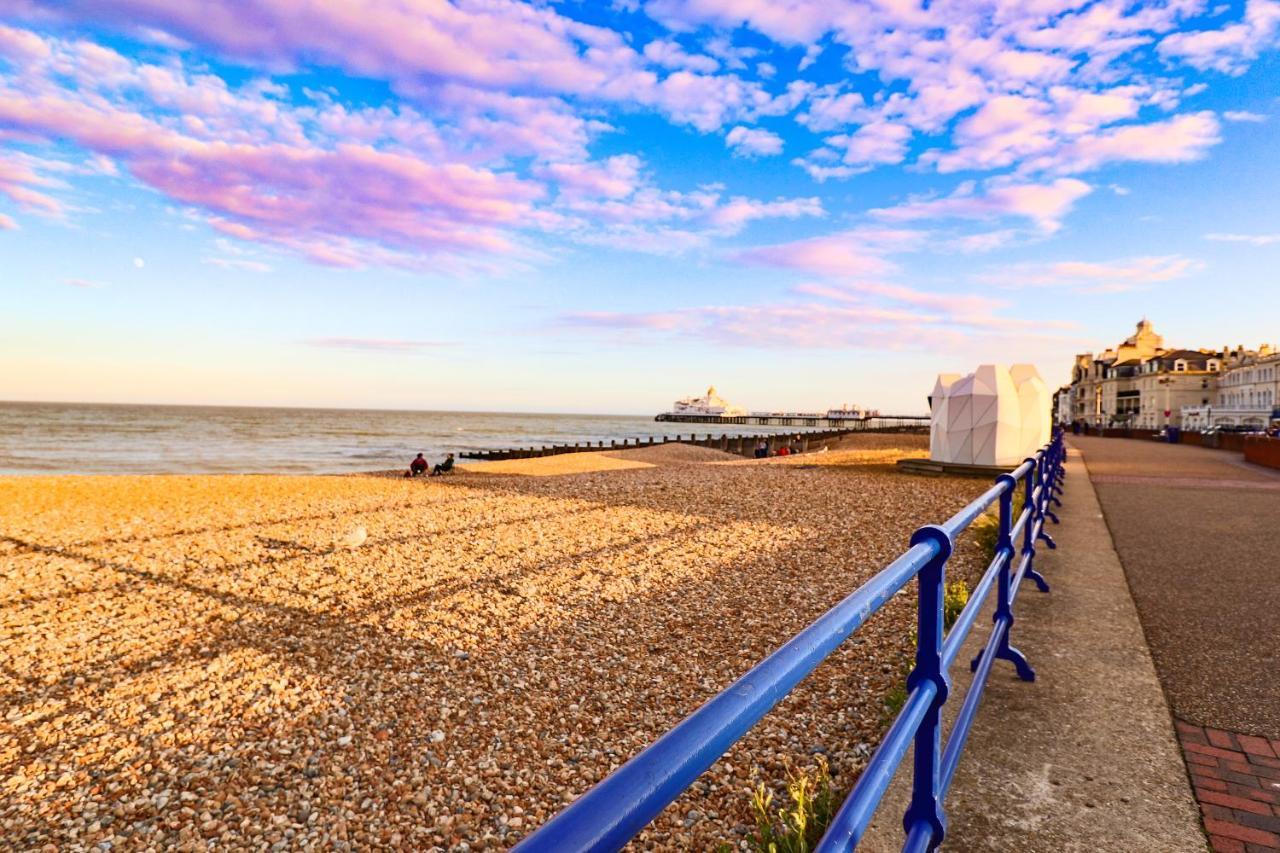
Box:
[459,424,926,462]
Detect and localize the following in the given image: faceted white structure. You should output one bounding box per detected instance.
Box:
[929,364,1048,467]
[1009,364,1051,458]
[929,374,961,461]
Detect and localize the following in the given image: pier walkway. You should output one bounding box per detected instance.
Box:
[1071,435,1280,852]
[863,449,1203,851]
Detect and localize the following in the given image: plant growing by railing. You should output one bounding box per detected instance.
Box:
[883,579,969,721]
[971,491,1025,561]
[744,757,838,853]
[742,576,973,851]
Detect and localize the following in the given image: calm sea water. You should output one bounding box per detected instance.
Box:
[0,402,808,475]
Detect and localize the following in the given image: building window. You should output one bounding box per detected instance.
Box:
[1174,360,1187,372]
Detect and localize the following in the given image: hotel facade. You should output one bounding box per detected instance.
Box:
[1062,320,1279,431]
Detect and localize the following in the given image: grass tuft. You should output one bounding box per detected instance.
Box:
[744,757,838,853]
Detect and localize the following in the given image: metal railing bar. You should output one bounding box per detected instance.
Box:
[940,481,1006,540]
[814,681,939,852]
[902,819,934,853]
[940,549,1005,671]
[939,616,1008,794]
[1010,508,1029,544]
[512,541,939,852]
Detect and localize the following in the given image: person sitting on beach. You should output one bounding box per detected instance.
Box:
[754,439,768,459]
[409,453,429,476]
[432,453,455,476]
[776,445,790,456]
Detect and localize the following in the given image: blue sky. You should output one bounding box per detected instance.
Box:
[1,0,1278,414]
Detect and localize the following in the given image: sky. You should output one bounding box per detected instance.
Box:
[1,0,1278,415]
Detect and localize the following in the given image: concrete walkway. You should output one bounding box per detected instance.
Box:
[1070,436,1280,851]
[1070,435,1280,735]
[863,450,1202,851]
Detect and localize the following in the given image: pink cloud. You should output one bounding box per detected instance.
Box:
[0,39,546,267]
[0,153,63,220]
[828,120,912,170]
[6,0,783,134]
[535,155,642,200]
[793,280,1009,317]
[1159,0,1280,75]
[10,0,629,94]
[1039,111,1222,174]
[977,255,1204,292]
[0,212,15,230]
[643,38,719,73]
[871,178,1094,233]
[733,227,922,277]
[544,182,823,254]
[560,296,1071,350]
[704,196,822,231]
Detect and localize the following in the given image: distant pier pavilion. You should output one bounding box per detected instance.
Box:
[655,412,930,428]
[660,385,927,429]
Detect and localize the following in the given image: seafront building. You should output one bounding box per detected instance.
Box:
[1181,346,1280,429]
[1063,320,1278,430]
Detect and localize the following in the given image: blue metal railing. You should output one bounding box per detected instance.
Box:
[516,432,1067,852]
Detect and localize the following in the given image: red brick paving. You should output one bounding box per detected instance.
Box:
[1176,719,1280,851]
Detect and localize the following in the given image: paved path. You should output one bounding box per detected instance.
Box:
[1071,436,1280,735]
[864,450,1202,851]
[1072,436,1280,851]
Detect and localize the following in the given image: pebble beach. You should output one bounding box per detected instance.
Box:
[1,435,990,851]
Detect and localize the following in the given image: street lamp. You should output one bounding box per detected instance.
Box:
[1157,376,1174,433]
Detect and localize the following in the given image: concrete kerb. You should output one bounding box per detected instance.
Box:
[859,449,1203,851]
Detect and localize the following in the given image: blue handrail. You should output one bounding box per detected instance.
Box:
[515,432,1067,852]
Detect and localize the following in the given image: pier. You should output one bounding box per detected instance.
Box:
[654,413,930,428]
[457,425,919,462]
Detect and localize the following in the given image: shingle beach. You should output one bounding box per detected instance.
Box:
[1,434,990,850]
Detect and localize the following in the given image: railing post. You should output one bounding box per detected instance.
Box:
[1046,435,1064,521]
[1022,458,1051,592]
[1033,451,1059,550]
[903,525,952,851]
[972,475,1035,681]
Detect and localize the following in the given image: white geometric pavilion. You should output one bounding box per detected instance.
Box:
[1009,364,1051,459]
[929,364,1046,467]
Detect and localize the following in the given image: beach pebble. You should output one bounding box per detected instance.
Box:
[0,434,989,850]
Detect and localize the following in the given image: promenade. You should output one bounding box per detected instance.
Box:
[1072,435,1280,852]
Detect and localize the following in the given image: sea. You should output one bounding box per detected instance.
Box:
[0,401,810,475]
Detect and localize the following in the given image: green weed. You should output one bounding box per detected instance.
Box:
[743,757,838,853]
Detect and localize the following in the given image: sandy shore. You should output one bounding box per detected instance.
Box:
[1,435,990,850]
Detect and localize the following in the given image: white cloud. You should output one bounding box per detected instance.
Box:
[1223,110,1267,122]
[203,256,273,272]
[724,125,783,157]
[1204,232,1280,245]
[642,39,719,73]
